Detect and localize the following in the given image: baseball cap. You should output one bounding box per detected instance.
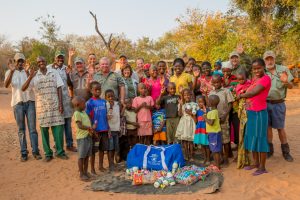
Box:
[14,53,25,61]
[229,51,240,59]
[55,50,65,58]
[74,57,84,64]
[263,51,276,60]
[119,55,127,59]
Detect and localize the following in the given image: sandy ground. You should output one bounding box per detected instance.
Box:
[0,87,300,200]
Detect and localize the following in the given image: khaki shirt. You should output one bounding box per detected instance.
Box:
[93,71,125,99]
[266,65,294,100]
[68,70,91,101]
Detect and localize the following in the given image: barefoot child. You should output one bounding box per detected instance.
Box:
[235,69,252,169]
[105,89,120,171]
[209,75,234,167]
[72,96,94,181]
[86,81,109,174]
[122,98,139,149]
[132,83,154,145]
[156,82,180,144]
[204,95,222,169]
[176,88,199,161]
[194,95,210,165]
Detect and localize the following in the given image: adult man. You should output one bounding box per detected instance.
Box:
[47,50,76,152]
[264,51,294,162]
[229,44,252,77]
[93,57,125,103]
[22,56,68,161]
[4,53,41,161]
[67,57,91,101]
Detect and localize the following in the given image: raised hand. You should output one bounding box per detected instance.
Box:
[178,98,183,105]
[68,48,76,58]
[8,59,15,71]
[236,43,244,54]
[280,71,288,84]
[25,61,31,72]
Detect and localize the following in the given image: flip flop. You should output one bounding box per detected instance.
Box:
[244,165,257,170]
[252,169,268,176]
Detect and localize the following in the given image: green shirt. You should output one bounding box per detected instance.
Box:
[266,65,294,100]
[93,71,125,99]
[73,110,91,139]
[206,109,221,133]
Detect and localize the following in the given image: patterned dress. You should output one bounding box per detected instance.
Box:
[194,108,209,145]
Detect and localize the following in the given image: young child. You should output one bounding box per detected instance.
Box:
[209,75,234,167]
[152,107,167,145]
[105,89,120,169]
[194,95,210,165]
[144,65,164,103]
[156,82,180,144]
[176,88,199,161]
[213,60,223,77]
[72,96,94,181]
[86,81,110,174]
[122,98,139,149]
[222,63,239,150]
[235,69,252,169]
[204,95,222,169]
[132,83,154,145]
[222,63,238,90]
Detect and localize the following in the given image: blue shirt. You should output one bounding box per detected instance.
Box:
[152,109,166,132]
[86,97,109,132]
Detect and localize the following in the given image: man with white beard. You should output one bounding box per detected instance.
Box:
[264,51,294,162]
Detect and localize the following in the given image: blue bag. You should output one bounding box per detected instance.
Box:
[126,144,185,171]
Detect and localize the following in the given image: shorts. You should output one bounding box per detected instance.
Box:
[153,131,167,141]
[77,136,92,158]
[166,117,180,143]
[108,131,120,152]
[99,131,109,151]
[127,129,137,136]
[137,121,153,136]
[267,102,286,129]
[92,133,100,154]
[208,132,222,153]
[220,122,230,144]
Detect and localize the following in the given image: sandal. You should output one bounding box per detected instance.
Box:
[252,169,268,176]
[244,165,258,170]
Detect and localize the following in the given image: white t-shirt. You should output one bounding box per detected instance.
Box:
[106,101,120,132]
[4,69,35,107]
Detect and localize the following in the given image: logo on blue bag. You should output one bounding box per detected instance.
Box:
[149,153,161,166]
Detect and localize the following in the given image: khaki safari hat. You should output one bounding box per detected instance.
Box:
[263,51,276,60]
[229,51,240,59]
[14,53,26,61]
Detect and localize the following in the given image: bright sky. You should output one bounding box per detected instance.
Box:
[0,0,230,43]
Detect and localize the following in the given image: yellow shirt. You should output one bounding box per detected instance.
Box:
[73,111,92,139]
[206,109,221,133]
[169,73,193,94]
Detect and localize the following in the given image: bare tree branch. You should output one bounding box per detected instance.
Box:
[89,11,109,51]
[113,41,120,52]
[89,11,120,53]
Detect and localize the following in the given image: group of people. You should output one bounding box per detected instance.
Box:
[4,46,295,181]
